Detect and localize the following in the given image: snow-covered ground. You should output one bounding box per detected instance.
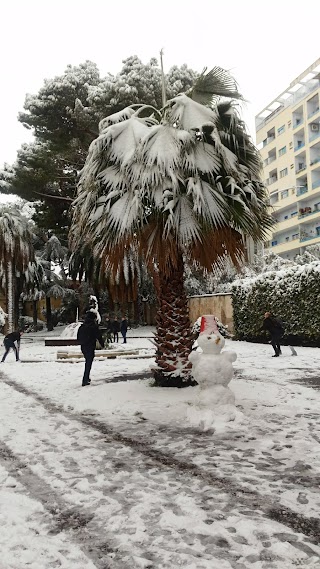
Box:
[0,327,320,568]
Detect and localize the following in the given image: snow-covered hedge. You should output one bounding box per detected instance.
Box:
[232,261,320,346]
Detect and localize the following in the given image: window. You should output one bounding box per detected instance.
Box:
[289,142,293,149]
[278,125,285,135]
[288,120,292,128]
[279,146,287,156]
[281,189,289,199]
[280,168,288,178]
[290,164,294,169]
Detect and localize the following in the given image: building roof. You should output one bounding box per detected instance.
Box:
[256,58,320,132]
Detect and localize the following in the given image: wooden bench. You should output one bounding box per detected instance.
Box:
[57,349,139,360]
[45,338,80,347]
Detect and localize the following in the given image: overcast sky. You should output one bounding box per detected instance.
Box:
[0,0,319,168]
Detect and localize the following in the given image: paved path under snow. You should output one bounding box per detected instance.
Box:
[1,371,320,568]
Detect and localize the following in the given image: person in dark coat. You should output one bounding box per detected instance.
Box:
[261,312,284,357]
[120,317,128,344]
[104,315,113,343]
[1,330,22,362]
[77,312,104,386]
[112,317,120,343]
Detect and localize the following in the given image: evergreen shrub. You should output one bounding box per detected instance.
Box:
[232,261,320,346]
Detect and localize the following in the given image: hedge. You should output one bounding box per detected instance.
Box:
[232,261,320,346]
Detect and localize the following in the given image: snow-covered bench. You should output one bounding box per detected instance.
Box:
[56,349,139,360]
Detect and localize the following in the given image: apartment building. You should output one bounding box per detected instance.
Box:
[255,58,320,259]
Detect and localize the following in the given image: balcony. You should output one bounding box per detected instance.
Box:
[298,207,320,220]
[312,179,320,190]
[296,186,308,196]
[294,142,305,152]
[308,107,320,119]
[273,215,300,232]
[267,176,278,186]
[263,156,276,167]
[263,136,276,147]
[309,131,320,143]
[271,235,299,249]
[310,157,320,166]
[293,119,303,129]
[295,165,306,174]
[271,238,301,254]
[300,233,320,243]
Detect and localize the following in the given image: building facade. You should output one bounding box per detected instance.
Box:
[256,58,320,259]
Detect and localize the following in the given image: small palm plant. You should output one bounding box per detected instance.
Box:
[70,66,273,387]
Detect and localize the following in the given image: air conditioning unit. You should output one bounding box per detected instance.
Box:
[311,123,319,132]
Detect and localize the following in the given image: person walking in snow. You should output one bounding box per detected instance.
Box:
[261,312,284,357]
[112,316,120,343]
[102,314,113,343]
[77,312,104,386]
[1,330,23,362]
[120,316,128,344]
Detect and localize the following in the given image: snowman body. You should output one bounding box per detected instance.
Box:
[189,331,237,407]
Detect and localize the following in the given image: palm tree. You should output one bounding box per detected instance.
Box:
[41,233,68,330]
[69,67,273,387]
[0,206,34,331]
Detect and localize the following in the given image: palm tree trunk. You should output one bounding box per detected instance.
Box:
[32,300,38,328]
[7,260,14,333]
[15,276,22,330]
[46,296,53,331]
[153,252,195,387]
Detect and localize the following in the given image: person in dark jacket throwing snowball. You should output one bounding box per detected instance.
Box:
[1,330,22,362]
[261,312,284,357]
[77,312,104,386]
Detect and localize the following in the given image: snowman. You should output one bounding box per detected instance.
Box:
[188,314,237,409]
[88,295,101,324]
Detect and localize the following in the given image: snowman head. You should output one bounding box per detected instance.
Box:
[197,315,225,354]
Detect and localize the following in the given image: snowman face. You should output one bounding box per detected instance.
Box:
[197,332,225,353]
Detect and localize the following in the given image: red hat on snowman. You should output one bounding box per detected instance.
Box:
[200,315,219,334]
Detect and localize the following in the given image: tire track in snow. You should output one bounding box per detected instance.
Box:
[0,441,126,569]
[2,375,320,544]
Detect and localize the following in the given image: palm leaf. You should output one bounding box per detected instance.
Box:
[165,93,217,130]
[187,67,244,105]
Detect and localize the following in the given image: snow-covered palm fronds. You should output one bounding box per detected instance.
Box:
[0,206,34,271]
[0,205,35,331]
[70,66,273,281]
[42,234,68,264]
[46,283,73,299]
[165,93,217,131]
